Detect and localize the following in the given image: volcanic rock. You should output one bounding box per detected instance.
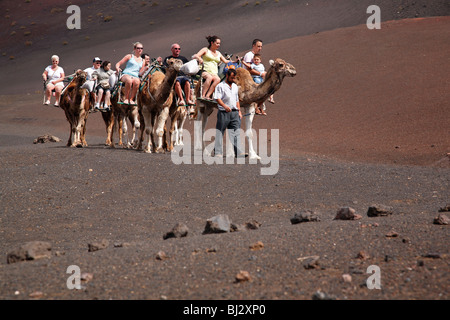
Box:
[163,223,189,240]
[334,207,362,220]
[203,214,231,234]
[291,210,321,224]
[7,241,52,264]
[367,204,394,217]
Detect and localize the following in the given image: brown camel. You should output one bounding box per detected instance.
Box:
[59,70,91,148]
[194,58,296,159]
[137,57,183,153]
[102,78,141,148]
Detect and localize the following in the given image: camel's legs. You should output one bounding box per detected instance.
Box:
[104,111,114,147]
[129,107,141,148]
[117,116,124,147]
[194,105,212,151]
[155,106,169,153]
[243,104,261,160]
[121,115,129,148]
[142,107,153,153]
[177,109,187,146]
[137,112,145,151]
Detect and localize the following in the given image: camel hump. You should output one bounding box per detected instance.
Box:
[149,71,165,91]
[149,70,165,84]
[234,67,255,90]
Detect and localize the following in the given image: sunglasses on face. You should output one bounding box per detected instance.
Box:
[135,47,143,50]
[174,48,181,50]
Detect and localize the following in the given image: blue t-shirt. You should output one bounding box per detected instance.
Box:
[251,63,265,84]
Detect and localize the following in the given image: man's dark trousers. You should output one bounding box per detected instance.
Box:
[214,110,243,156]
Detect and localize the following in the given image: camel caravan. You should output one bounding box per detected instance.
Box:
[45,39,296,160]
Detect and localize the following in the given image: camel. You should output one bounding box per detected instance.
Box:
[169,101,188,149]
[59,70,91,147]
[102,78,141,148]
[137,57,184,153]
[194,58,296,159]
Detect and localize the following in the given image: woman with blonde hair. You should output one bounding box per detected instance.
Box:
[42,55,65,107]
[115,42,146,105]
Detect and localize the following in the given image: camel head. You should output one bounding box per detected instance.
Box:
[166,57,183,72]
[73,69,88,86]
[269,58,297,78]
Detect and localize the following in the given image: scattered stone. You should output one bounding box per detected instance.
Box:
[356,251,370,260]
[163,223,189,240]
[298,256,320,269]
[230,223,246,232]
[348,266,365,274]
[361,223,379,228]
[29,291,44,299]
[385,255,396,262]
[203,214,231,234]
[334,207,362,220]
[249,241,264,251]
[113,242,131,248]
[33,134,61,144]
[421,253,442,259]
[385,230,399,238]
[230,220,261,232]
[367,204,394,217]
[81,273,94,282]
[205,248,217,253]
[156,251,169,261]
[7,241,52,264]
[433,213,449,225]
[438,204,450,212]
[88,239,109,252]
[235,271,252,283]
[402,238,411,244]
[290,210,320,224]
[245,220,262,230]
[342,274,352,283]
[312,291,336,300]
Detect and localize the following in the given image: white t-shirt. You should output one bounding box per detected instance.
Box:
[82,66,101,91]
[214,81,239,112]
[243,51,255,65]
[45,65,65,86]
[83,66,99,80]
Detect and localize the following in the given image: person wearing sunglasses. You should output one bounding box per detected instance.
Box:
[80,57,103,106]
[163,43,193,107]
[115,42,146,105]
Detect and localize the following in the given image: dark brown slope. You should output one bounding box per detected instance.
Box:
[1,0,449,94]
[251,17,450,167]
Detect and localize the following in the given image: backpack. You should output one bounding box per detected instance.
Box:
[222,61,242,75]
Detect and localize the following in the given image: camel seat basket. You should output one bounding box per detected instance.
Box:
[113,71,138,106]
[138,60,164,92]
[112,60,164,106]
[195,63,218,105]
[42,73,75,104]
[112,71,138,106]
